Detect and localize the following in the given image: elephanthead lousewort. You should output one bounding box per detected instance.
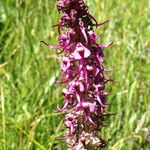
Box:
[41,0,113,149]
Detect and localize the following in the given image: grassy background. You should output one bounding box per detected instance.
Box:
[0,0,150,149]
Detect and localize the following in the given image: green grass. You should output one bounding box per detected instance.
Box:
[0,0,150,149]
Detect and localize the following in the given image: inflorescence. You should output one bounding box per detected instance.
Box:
[42,0,113,149]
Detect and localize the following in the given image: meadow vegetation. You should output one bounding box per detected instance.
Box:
[0,0,150,149]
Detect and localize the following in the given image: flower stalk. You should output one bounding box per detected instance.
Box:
[43,0,113,149]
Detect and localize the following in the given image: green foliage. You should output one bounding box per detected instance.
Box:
[0,0,150,149]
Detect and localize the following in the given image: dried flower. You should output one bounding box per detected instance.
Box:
[42,0,113,149]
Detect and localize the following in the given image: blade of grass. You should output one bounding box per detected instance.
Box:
[1,86,6,150]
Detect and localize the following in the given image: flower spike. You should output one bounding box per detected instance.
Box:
[43,0,114,149]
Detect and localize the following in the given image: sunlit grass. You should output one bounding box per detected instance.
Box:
[0,0,150,149]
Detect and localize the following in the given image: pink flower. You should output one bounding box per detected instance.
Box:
[71,43,91,60]
[42,0,113,149]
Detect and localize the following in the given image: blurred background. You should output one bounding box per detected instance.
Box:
[0,0,150,149]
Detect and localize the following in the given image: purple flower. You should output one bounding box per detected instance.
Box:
[42,0,113,149]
